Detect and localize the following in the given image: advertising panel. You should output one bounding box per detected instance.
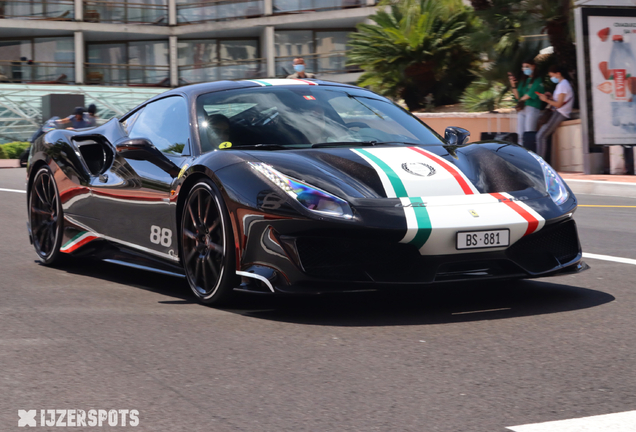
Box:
[588,15,636,144]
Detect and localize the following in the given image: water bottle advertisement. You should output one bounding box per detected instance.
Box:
[589,15,636,145]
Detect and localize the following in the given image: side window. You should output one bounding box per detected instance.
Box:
[129,97,190,156]
[121,108,143,136]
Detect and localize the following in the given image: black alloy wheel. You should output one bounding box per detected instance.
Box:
[29,166,64,265]
[180,180,237,305]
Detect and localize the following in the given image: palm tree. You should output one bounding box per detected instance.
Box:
[347,0,480,111]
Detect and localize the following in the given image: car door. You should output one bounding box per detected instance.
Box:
[90,96,192,261]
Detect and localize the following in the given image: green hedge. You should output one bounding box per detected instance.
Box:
[0,142,30,159]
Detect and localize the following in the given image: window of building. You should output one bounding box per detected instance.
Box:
[178,39,261,84]
[0,38,74,83]
[275,30,355,77]
[87,41,169,86]
[128,97,190,156]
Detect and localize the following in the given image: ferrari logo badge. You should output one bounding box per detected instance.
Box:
[469,209,479,217]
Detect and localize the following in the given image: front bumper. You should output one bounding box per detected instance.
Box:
[238,219,588,294]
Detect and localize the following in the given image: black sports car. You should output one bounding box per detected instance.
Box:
[26,79,588,305]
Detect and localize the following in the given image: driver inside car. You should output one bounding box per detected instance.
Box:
[206,113,232,149]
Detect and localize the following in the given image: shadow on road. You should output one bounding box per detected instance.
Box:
[47,259,614,327]
[225,280,615,327]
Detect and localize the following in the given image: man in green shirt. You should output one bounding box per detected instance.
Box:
[510,59,545,146]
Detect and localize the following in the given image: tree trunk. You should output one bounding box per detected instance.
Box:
[545,0,577,76]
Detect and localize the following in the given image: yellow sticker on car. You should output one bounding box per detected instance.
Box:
[219,142,232,149]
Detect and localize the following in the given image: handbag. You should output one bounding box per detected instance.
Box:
[515,100,526,112]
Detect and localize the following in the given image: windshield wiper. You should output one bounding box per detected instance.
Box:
[311,141,380,148]
[232,144,290,150]
[311,141,421,148]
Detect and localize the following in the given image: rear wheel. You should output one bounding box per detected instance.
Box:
[29,166,64,265]
[180,180,238,305]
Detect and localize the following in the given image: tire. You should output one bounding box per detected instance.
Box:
[29,166,64,265]
[180,180,238,305]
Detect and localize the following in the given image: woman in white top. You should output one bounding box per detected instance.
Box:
[535,65,574,160]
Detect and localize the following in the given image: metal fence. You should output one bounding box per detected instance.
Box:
[177,0,263,24]
[275,51,359,77]
[179,58,266,83]
[0,0,74,20]
[85,63,170,86]
[83,0,168,24]
[0,61,75,84]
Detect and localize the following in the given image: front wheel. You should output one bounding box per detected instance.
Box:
[180,180,238,305]
[29,166,64,265]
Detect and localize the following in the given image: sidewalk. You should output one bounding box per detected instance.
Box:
[560,172,636,199]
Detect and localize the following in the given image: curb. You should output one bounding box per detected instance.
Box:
[565,179,636,199]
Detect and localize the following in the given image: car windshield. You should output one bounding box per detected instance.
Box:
[196,86,442,153]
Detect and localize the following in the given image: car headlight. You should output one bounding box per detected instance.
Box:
[249,162,353,219]
[530,153,569,205]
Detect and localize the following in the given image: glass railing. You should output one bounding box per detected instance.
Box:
[0,0,74,20]
[0,60,75,84]
[83,1,168,25]
[273,0,369,14]
[84,63,170,86]
[275,51,359,77]
[179,58,266,84]
[177,0,263,24]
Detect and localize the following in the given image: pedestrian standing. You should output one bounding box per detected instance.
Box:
[510,58,544,146]
[535,65,574,160]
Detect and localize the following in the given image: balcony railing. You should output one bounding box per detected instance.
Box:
[0,60,75,84]
[275,51,359,77]
[273,0,371,14]
[0,0,74,20]
[177,0,263,24]
[179,58,266,84]
[83,1,168,25]
[85,63,170,86]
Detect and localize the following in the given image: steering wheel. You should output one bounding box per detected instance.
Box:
[346,122,370,129]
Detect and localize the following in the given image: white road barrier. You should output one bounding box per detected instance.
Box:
[507,410,636,431]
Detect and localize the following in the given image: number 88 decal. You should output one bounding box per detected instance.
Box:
[150,225,172,247]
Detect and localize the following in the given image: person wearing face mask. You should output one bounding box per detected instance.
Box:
[287,57,316,79]
[534,65,574,161]
[509,58,544,146]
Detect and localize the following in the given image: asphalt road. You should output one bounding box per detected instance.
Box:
[1,167,635,431]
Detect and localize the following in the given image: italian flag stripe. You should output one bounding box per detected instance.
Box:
[408,197,432,249]
[356,148,408,197]
[355,148,432,248]
[61,231,98,253]
[248,79,272,86]
[408,147,476,195]
[490,192,539,236]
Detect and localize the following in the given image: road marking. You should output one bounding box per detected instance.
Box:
[452,307,511,315]
[507,410,636,431]
[0,187,25,194]
[579,205,636,208]
[583,252,636,266]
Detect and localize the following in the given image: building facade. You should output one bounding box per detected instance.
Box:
[0,0,378,88]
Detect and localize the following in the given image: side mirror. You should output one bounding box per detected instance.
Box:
[115,138,180,177]
[444,126,471,146]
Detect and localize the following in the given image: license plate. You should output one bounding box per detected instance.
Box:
[456,229,510,250]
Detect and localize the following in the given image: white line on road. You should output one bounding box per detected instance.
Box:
[507,410,636,431]
[583,252,636,266]
[452,307,511,315]
[0,188,25,194]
